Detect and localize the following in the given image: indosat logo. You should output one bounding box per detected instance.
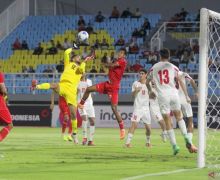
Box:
[99,109,132,121]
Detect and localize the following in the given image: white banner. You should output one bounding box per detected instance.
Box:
[51,105,176,128]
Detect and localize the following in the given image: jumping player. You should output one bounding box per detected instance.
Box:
[125,69,152,147]
[0,72,13,143]
[146,48,194,155]
[77,74,95,146]
[32,48,93,144]
[78,48,127,140]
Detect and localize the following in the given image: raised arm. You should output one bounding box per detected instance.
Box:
[64,48,73,68]
[104,61,120,68]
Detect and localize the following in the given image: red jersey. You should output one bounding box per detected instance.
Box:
[108,58,127,86]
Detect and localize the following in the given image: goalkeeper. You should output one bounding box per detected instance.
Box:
[31,47,94,143]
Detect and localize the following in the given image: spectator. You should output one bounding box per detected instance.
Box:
[125,62,132,73]
[115,35,125,46]
[63,38,72,50]
[142,18,151,35]
[90,66,97,73]
[99,66,105,73]
[33,43,43,55]
[179,8,188,21]
[12,38,21,50]
[148,52,158,64]
[100,38,109,49]
[78,24,86,32]
[132,28,140,37]
[101,52,108,63]
[93,39,101,49]
[56,60,64,73]
[175,45,184,59]
[27,66,35,73]
[181,51,189,64]
[129,38,139,54]
[110,51,115,62]
[86,22,96,34]
[47,40,57,55]
[78,16,86,26]
[21,40,29,50]
[95,11,105,22]
[22,66,28,73]
[82,47,89,59]
[56,41,63,50]
[121,7,132,18]
[132,8,141,18]
[139,27,146,39]
[192,41,199,54]
[131,60,143,72]
[110,6,120,18]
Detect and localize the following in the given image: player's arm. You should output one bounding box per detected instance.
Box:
[0,83,7,96]
[131,83,141,98]
[146,71,156,99]
[103,61,120,68]
[50,91,55,111]
[176,74,191,103]
[64,48,73,68]
[190,78,198,98]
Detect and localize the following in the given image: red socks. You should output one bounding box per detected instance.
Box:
[0,125,12,142]
[119,121,124,130]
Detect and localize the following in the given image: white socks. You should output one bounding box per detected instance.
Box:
[167,129,177,146]
[188,132,193,144]
[146,135,151,144]
[178,120,187,136]
[126,133,133,144]
[89,126,95,141]
[82,120,88,138]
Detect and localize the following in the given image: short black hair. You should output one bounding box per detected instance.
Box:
[159,48,170,59]
[119,48,127,56]
[139,69,147,74]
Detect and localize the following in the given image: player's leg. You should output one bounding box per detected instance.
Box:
[87,106,95,146]
[81,114,88,145]
[78,85,97,108]
[159,95,179,155]
[32,81,59,92]
[145,124,151,148]
[181,103,197,152]
[0,108,13,142]
[59,112,68,141]
[68,104,78,144]
[125,121,138,147]
[88,117,95,146]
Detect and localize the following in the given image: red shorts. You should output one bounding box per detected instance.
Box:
[0,97,12,124]
[58,96,70,116]
[96,81,119,105]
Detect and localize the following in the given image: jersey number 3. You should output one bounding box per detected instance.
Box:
[158,69,169,84]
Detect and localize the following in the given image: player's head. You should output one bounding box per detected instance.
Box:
[139,69,147,80]
[71,52,81,63]
[117,48,127,58]
[159,48,170,61]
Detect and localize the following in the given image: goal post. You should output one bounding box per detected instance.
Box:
[198,8,220,168]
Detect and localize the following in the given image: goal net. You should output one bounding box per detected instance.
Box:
[198,8,220,169]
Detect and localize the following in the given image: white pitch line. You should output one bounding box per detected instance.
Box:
[121,168,200,180]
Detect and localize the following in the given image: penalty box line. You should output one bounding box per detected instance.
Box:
[121,168,200,180]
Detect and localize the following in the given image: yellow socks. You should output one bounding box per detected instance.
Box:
[36,83,50,90]
[72,119,78,134]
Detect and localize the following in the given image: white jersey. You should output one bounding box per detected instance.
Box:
[148,61,179,96]
[132,81,149,109]
[178,71,192,102]
[77,79,93,106]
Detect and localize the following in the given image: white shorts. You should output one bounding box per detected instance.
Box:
[131,106,151,125]
[181,102,193,118]
[158,93,181,114]
[78,104,95,118]
[150,99,163,122]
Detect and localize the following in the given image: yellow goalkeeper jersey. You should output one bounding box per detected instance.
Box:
[60,48,86,88]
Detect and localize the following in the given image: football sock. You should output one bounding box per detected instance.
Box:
[82,120,88,138]
[0,125,12,142]
[89,126,95,141]
[119,121,124,130]
[72,119,78,134]
[68,120,72,134]
[178,119,187,136]
[167,129,177,146]
[126,133,133,144]
[146,135,151,144]
[36,83,50,90]
[187,132,193,144]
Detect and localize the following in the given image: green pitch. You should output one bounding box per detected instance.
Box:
[0,128,210,180]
